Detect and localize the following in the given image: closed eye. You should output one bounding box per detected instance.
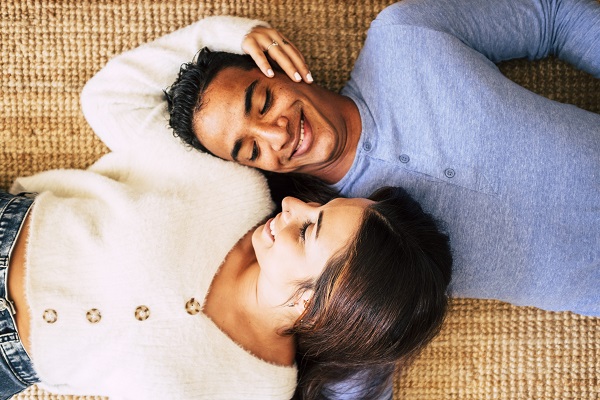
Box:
[250,142,259,162]
[299,220,311,242]
[261,88,273,115]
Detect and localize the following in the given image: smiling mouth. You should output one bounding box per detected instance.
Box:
[291,113,310,158]
[263,217,276,243]
[269,218,276,239]
[295,117,305,153]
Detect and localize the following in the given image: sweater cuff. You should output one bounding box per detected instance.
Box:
[197,15,271,54]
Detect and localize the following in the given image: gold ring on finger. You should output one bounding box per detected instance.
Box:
[266,40,279,52]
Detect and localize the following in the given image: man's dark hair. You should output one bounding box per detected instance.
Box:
[164,47,257,153]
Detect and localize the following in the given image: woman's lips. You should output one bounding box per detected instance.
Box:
[263,217,275,242]
[292,114,312,158]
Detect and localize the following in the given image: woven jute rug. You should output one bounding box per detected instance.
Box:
[2,1,599,399]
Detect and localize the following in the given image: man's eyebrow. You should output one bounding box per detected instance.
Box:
[315,210,324,240]
[231,139,242,162]
[244,79,259,117]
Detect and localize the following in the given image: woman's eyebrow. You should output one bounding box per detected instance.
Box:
[315,210,324,240]
[244,79,259,116]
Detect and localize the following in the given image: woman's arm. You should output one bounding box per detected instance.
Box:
[375,0,600,76]
[81,16,311,154]
[81,16,265,153]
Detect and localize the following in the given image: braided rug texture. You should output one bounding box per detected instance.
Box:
[2,1,599,399]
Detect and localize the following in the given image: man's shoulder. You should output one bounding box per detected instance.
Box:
[372,1,428,26]
[371,0,452,32]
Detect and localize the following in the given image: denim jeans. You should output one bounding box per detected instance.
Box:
[0,191,40,400]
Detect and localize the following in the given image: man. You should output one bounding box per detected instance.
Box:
[164,0,600,318]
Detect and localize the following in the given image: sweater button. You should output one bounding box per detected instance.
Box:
[444,168,455,178]
[86,308,102,323]
[363,141,372,151]
[185,298,201,315]
[135,305,150,321]
[399,154,410,163]
[43,309,58,324]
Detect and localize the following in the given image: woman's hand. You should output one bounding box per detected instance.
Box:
[242,26,313,83]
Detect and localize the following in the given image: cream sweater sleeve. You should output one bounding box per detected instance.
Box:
[80,16,269,154]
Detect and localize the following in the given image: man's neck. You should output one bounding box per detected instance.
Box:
[316,95,362,185]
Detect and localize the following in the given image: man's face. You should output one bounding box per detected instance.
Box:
[193,67,349,176]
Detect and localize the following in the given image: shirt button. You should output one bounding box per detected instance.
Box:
[43,309,58,324]
[135,305,150,321]
[399,154,410,163]
[444,168,456,178]
[363,141,372,151]
[185,298,201,315]
[86,308,102,323]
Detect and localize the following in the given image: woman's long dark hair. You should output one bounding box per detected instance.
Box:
[263,171,339,207]
[283,185,453,400]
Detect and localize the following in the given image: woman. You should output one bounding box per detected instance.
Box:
[1,175,451,400]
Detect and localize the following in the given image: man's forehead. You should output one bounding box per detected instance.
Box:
[193,111,236,161]
[194,71,256,160]
[211,66,261,90]
[201,68,256,110]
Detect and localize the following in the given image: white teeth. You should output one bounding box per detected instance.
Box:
[296,117,305,151]
[269,219,276,238]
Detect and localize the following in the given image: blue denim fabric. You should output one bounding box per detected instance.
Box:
[0,191,40,400]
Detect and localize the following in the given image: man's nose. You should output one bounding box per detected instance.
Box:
[255,117,289,152]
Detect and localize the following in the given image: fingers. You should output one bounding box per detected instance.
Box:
[243,38,277,78]
[270,35,313,83]
[242,27,313,84]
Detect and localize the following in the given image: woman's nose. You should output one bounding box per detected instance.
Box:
[281,196,308,223]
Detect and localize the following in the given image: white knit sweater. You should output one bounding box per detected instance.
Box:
[11,16,297,399]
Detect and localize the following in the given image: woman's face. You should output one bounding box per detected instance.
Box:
[252,196,373,305]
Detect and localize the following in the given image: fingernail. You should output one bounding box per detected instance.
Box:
[267,69,274,77]
[294,72,302,81]
[306,72,313,83]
